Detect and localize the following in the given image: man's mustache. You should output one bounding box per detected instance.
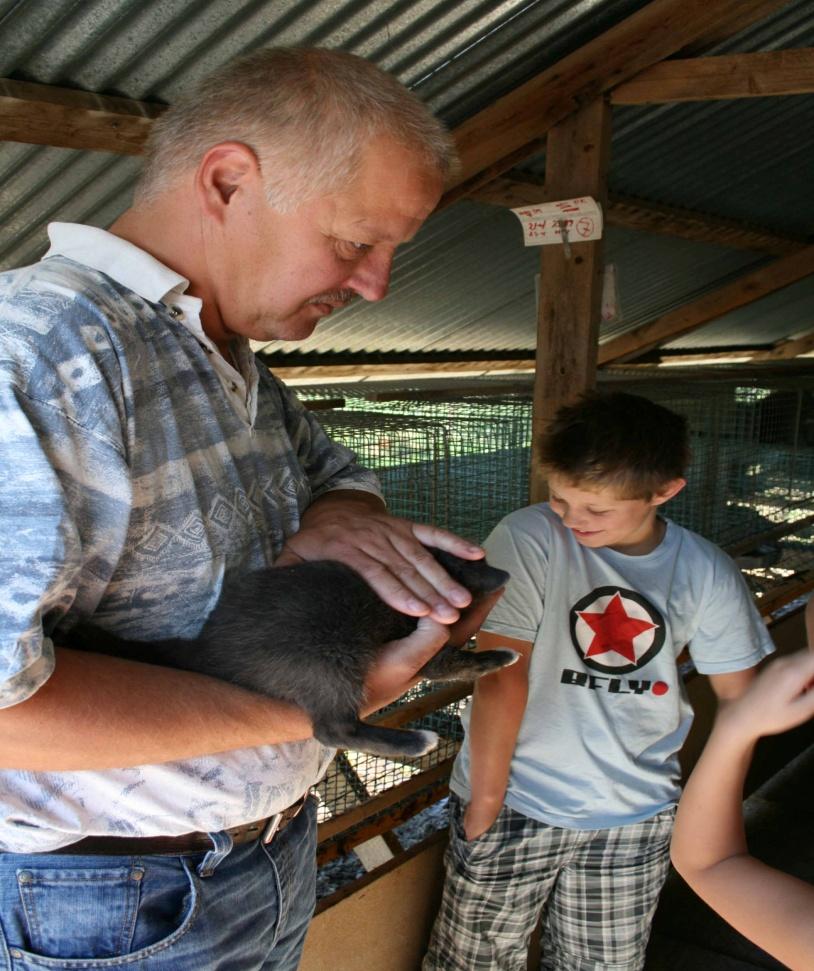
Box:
[307,289,357,308]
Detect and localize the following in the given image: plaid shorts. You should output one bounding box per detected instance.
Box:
[423,794,675,971]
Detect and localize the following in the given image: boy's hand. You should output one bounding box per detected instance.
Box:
[277,492,484,623]
[463,798,503,841]
[719,650,814,742]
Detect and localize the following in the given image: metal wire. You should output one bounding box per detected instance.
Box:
[305,376,814,829]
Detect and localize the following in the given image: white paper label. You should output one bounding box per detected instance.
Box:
[511,196,603,247]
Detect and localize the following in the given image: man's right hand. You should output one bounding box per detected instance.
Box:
[361,616,449,715]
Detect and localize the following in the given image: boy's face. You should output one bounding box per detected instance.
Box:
[547,474,685,555]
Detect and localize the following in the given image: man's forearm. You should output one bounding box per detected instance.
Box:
[0,647,313,771]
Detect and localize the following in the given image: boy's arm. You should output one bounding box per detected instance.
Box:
[671,651,814,970]
[464,630,532,840]
[806,595,814,650]
[707,666,758,706]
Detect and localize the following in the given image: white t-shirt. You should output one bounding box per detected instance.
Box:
[451,503,775,829]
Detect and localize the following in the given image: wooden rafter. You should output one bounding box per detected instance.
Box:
[441,0,793,205]
[676,0,801,57]
[0,1,795,191]
[598,245,814,365]
[653,332,814,366]
[266,358,535,382]
[612,48,814,105]
[474,176,806,257]
[0,78,163,154]
[754,329,814,361]
[659,330,814,365]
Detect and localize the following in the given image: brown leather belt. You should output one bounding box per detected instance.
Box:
[45,792,311,856]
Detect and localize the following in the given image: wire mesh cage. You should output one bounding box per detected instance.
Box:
[319,391,533,544]
[296,373,814,883]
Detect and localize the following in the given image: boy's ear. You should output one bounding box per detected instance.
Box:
[651,477,686,507]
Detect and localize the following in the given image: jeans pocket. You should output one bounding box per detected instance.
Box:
[17,863,143,960]
[4,855,201,967]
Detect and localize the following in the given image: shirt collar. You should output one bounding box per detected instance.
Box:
[45,222,192,307]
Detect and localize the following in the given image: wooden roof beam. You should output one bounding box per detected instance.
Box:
[474,176,806,256]
[612,48,814,105]
[751,328,814,361]
[653,333,814,366]
[676,1,802,57]
[0,78,163,154]
[0,1,794,173]
[598,245,814,365]
[442,0,793,205]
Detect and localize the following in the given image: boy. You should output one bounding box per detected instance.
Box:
[423,391,775,971]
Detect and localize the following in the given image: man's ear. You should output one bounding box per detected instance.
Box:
[195,142,262,223]
[651,477,686,507]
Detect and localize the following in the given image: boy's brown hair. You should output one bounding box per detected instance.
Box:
[540,390,690,500]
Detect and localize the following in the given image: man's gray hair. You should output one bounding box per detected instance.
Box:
[137,46,458,209]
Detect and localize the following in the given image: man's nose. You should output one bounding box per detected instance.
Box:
[346,249,394,302]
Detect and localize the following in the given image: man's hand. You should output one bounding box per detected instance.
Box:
[278,490,485,623]
[361,616,450,714]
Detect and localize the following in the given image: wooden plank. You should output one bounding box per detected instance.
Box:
[756,570,814,617]
[442,0,791,204]
[676,0,797,56]
[317,758,454,845]
[605,194,805,257]
[726,511,814,558]
[369,683,471,730]
[475,178,805,257]
[267,358,535,381]
[316,775,450,866]
[598,245,814,365]
[612,48,814,104]
[752,329,814,362]
[530,98,611,503]
[367,382,532,402]
[0,78,164,154]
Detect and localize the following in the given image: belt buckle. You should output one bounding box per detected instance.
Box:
[261,812,283,845]
[261,788,313,845]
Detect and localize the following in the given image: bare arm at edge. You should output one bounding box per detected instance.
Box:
[671,651,814,971]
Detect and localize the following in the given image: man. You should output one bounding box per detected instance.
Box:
[0,47,476,968]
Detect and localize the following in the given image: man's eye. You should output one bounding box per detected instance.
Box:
[338,240,371,258]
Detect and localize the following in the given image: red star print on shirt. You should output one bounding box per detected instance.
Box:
[578,592,658,662]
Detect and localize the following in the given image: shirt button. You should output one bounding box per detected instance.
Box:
[168,305,184,319]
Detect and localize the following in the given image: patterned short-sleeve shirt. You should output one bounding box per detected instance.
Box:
[0,223,382,851]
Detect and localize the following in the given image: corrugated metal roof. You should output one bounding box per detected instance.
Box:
[255,203,767,354]
[0,0,812,360]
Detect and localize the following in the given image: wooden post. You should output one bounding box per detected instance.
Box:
[529,97,612,503]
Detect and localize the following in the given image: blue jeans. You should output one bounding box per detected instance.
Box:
[0,797,317,970]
